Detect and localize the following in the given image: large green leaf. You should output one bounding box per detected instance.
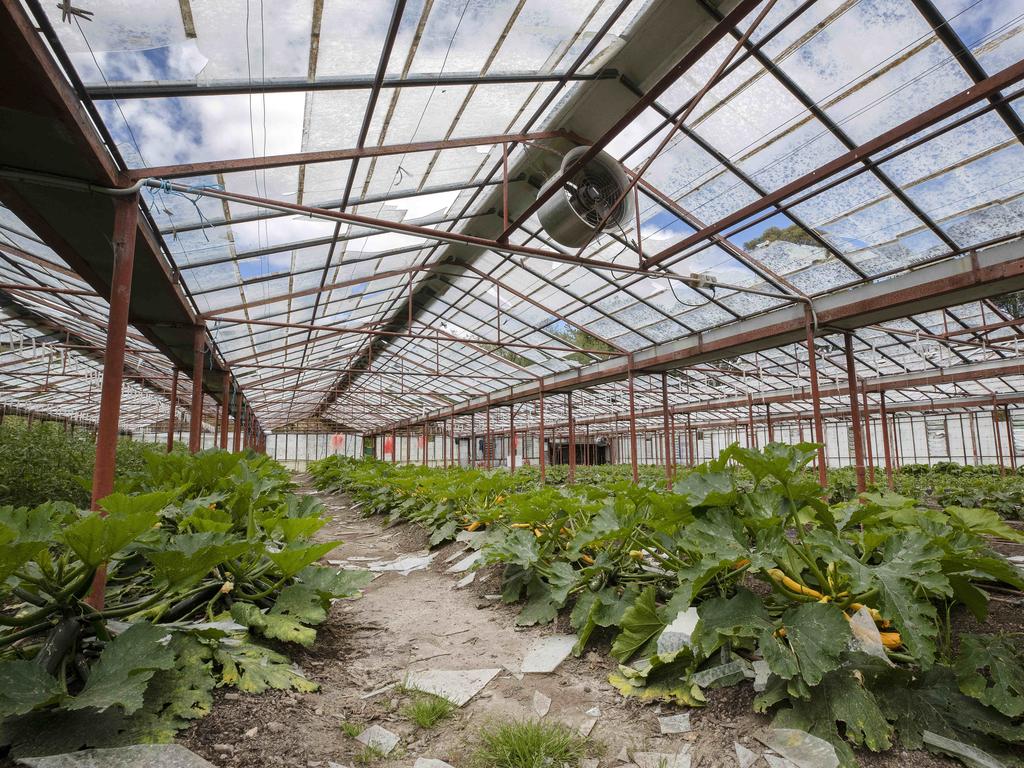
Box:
[66,623,176,714]
[955,634,1024,718]
[62,507,160,567]
[771,665,893,768]
[779,602,852,688]
[611,587,666,662]
[0,505,57,584]
[0,660,64,719]
[265,540,339,577]
[692,588,772,657]
[146,532,248,589]
[876,665,1024,755]
[231,602,316,646]
[296,564,373,599]
[608,648,704,707]
[571,586,638,655]
[214,638,319,694]
[143,634,216,721]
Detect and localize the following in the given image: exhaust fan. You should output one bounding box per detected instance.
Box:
[537,146,635,248]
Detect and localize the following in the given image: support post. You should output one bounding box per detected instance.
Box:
[233,391,242,452]
[1005,405,1016,470]
[167,367,178,453]
[994,407,1006,475]
[509,404,516,472]
[766,404,774,443]
[422,423,427,466]
[628,359,639,484]
[879,391,894,489]
[862,388,875,485]
[805,310,827,488]
[844,333,867,493]
[220,373,230,450]
[189,327,205,453]
[485,401,491,469]
[568,391,576,484]
[539,386,546,484]
[687,413,695,467]
[661,372,672,489]
[470,413,475,467]
[86,194,139,609]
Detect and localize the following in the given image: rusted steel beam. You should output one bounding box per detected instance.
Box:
[844,334,867,493]
[85,195,138,610]
[878,392,893,489]
[539,385,546,484]
[128,130,565,180]
[661,372,672,489]
[167,367,178,453]
[0,283,94,296]
[628,360,638,484]
[863,387,875,485]
[645,58,1024,267]
[220,372,230,449]
[207,315,619,356]
[567,391,576,484]
[233,390,242,452]
[189,327,205,453]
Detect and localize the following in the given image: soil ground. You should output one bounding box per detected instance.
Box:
[177,477,985,768]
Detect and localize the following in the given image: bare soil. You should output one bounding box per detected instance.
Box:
[177,478,970,768]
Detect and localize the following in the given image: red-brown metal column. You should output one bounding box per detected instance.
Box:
[687,413,695,466]
[879,391,894,489]
[766,404,774,443]
[994,407,1006,474]
[219,373,230,449]
[509,405,516,472]
[747,394,756,449]
[422,423,428,466]
[1005,405,1016,470]
[628,360,639,483]
[805,311,827,488]
[233,391,242,452]
[189,327,205,453]
[442,417,447,468]
[167,367,178,453]
[661,372,672,489]
[862,388,875,485]
[567,391,576,484]
[391,428,397,465]
[406,428,411,466]
[539,387,546,484]
[469,413,475,466]
[485,401,492,469]
[85,195,139,610]
[844,333,867,493]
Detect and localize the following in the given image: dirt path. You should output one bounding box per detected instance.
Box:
[181,478,952,768]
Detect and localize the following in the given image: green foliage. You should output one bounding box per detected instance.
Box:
[0,418,158,508]
[0,449,369,757]
[743,222,818,250]
[312,446,1024,767]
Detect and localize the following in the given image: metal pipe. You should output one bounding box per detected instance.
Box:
[863,387,875,485]
[805,309,827,488]
[85,195,138,610]
[539,385,546,484]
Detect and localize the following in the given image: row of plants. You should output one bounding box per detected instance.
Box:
[0,448,371,758]
[0,417,154,508]
[309,448,1024,768]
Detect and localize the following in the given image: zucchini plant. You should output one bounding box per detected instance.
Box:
[0,449,370,758]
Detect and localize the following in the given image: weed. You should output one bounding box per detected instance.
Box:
[470,719,591,768]
[341,721,363,738]
[402,693,457,728]
[354,746,386,765]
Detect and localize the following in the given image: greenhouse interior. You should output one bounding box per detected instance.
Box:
[2,0,1024,766]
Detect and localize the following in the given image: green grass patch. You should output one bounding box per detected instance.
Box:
[401,693,457,728]
[341,721,363,738]
[354,746,386,765]
[470,719,591,768]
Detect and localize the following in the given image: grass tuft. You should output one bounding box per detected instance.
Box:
[401,693,457,728]
[470,719,591,768]
[340,721,363,738]
[354,745,386,765]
